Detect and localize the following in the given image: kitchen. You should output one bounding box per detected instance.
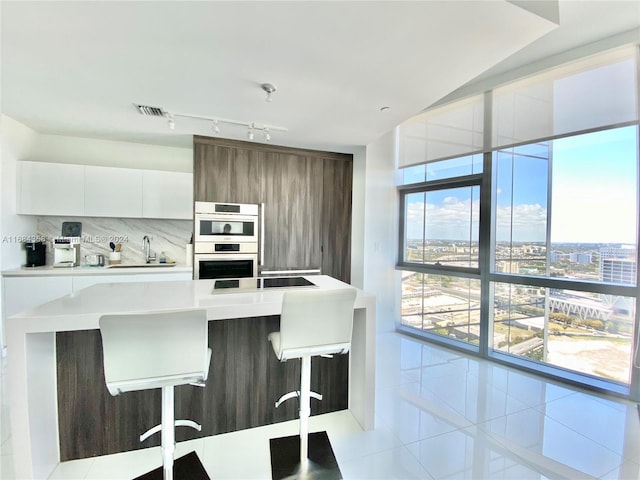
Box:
[1,124,378,479]
[1,132,355,327]
[3,1,640,480]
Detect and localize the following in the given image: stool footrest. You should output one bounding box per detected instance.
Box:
[275,390,322,408]
[140,419,202,442]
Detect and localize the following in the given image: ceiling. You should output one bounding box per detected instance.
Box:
[1,1,639,154]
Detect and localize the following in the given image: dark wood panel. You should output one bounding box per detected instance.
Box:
[57,317,348,461]
[261,154,323,272]
[193,135,353,278]
[194,144,261,203]
[322,158,353,283]
[194,143,230,202]
[194,135,351,162]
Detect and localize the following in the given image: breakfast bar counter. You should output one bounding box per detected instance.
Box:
[7,275,376,479]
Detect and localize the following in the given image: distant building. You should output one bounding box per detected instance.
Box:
[550,252,570,263]
[601,258,636,285]
[600,247,636,285]
[599,247,636,315]
[570,252,592,264]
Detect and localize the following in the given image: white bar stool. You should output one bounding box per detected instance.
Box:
[99,309,211,480]
[268,287,357,477]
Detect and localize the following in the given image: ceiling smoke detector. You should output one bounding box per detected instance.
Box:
[261,83,276,102]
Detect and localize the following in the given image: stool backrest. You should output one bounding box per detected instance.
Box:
[99,309,209,396]
[277,288,357,360]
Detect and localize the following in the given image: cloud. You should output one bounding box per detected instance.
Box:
[495,203,547,242]
[407,199,548,242]
[406,197,479,240]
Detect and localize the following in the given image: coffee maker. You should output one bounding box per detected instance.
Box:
[24,241,46,267]
[53,237,81,267]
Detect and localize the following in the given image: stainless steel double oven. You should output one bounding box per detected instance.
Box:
[194,201,260,280]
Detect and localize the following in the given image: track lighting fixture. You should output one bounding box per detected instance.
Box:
[261,83,276,102]
[134,103,286,141]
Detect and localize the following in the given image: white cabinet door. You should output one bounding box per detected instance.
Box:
[142,170,193,219]
[2,276,73,318]
[18,161,85,215]
[72,272,192,292]
[85,166,143,217]
[18,161,189,219]
[72,274,141,293]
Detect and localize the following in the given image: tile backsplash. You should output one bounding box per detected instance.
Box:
[37,216,193,266]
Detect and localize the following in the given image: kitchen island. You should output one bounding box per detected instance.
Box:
[6,275,376,479]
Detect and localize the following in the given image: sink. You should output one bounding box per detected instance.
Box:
[105,263,176,268]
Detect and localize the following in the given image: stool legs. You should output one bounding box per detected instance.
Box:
[299,356,312,466]
[161,386,175,480]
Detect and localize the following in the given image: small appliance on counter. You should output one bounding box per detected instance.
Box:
[53,237,81,267]
[24,241,46,267]
[84,254,105,267]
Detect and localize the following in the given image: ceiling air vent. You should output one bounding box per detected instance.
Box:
[134,104,167,117]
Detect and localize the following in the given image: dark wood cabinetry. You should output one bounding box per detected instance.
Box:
[194,136,353,282]
[321,157,353,283]
[56,317,348,460]
[193,143,262,204]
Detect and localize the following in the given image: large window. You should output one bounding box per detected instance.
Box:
[401,272,481,343]
[397,45,640,398]
[402,185,480,268]
[491,281,636,384]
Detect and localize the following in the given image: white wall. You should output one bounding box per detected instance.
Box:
[362,130,399,332]
[30,134,192,172]
[350,146,366,289]
[1,116,39,350]
[1,116,38,269]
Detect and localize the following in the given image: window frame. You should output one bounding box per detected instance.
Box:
[397,173,484,276]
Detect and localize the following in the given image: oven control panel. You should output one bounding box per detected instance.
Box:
[194,242,258,254]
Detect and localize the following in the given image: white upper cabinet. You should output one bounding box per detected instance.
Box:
[142,170,193,219]
[85,166,143,217]
[18,161,85,215]
[17,161,192,219]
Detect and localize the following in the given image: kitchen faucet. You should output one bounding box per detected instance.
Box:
[142,235,156,264]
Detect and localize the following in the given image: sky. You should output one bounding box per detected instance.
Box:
[406,125,638,245]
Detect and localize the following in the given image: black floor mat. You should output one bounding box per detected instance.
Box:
[133,451,210,480]
[269,431,342,480]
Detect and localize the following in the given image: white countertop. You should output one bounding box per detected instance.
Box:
[8,275,370,330]
[2,264,193,277]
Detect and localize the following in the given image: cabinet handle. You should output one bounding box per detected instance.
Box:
[260,202,265,266]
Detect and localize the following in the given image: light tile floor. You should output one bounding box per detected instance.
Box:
[3,332,640,479]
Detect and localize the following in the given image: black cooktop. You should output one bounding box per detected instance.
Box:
[213,276,316,290]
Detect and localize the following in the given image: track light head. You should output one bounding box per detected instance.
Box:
[247,126,254,141]
[167,114,175,130]
[212,120,220,135]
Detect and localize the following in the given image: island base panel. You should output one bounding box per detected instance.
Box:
[56,316,349,461]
